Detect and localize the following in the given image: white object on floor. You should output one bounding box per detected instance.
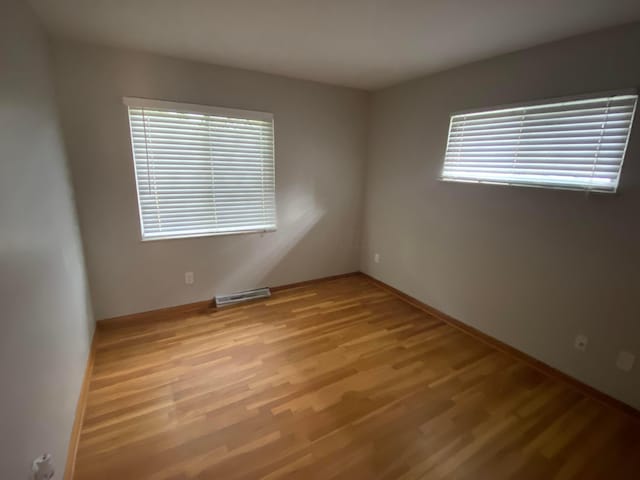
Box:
[32,454,54,480]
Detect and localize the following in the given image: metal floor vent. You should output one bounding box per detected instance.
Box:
[214,287,271,307]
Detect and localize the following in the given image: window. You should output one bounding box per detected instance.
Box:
[125,98,276,240]
[441,92,637,192]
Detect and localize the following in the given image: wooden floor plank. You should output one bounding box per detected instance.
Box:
[73,275,640,479]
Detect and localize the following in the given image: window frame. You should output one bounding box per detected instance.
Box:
[124,97,277,241]
[439,89,638,194]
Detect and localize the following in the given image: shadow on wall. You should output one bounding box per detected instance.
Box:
[0,247,93,472]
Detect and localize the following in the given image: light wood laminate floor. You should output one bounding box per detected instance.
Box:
[74,274,640,479]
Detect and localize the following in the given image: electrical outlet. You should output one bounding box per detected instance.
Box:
[374,253,380,264]
[616,351,635,372]
[574,334,588,352]
[185,272,194,285]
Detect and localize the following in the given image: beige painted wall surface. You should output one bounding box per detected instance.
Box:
[362,23,640,409]
[51,39,368,320]
[0,1,94,478]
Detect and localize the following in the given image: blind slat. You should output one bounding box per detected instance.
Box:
[441,94,637,192]
[127,101,276,239]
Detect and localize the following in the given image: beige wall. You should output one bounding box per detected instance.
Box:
[51,39,368,320]
[0,1,94,478]
[362,23,640,409]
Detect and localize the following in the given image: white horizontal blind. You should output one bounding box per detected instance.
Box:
[125,98,276,240]
[441,93,637,192]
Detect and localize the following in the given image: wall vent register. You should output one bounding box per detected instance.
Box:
[441,92,637,192]
[125,98,276,240]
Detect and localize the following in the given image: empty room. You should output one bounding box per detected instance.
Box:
[3,0,640,478]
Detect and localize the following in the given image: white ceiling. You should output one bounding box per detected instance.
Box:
[28,0,640,90]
